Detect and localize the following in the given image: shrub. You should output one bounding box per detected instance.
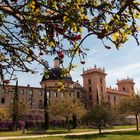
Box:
[0,120,25,130]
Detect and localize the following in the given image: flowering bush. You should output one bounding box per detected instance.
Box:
[0,120,25,130]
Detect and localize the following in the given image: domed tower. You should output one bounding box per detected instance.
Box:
[81,65,107,108]
[40,57,73,100]
[117,77,135,96]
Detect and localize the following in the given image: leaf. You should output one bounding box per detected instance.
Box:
[112,32,120,41]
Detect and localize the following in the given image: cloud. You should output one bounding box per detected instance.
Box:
[106,62,140,88]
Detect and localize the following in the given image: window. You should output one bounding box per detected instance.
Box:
[1,97,5,104]
[38,100,43,109]
[11,99,13,103]
[101,87,103,92]
[28,90,33,103]
[114,96,116,101]
[61,93,64,98]
[28,99,32,104]
[123,87,125,91]
[89,87,92,92]
[28,90,33,96]
[77,92,80,98]
[20,89,24,95]
[108,96,110,101]
[100,78,103,84]
[39,91,43,96]
[54,92,58,97]
[88,79,91,84]
[47,91,50,98]
[89,95,92,100]
[69,93,71,97]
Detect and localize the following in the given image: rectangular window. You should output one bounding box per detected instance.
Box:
[114,96,116,101]
[77,92,80,98]
[89,87,92,92]
[101,87,103,92]
[38,100,43,109]
[69,93,71,97]
[61,93,64,98]
[100,79,103,84]
[28,90,33,96]
[39,91,43,96]
[88,79,91,84]
[54,92,58,97]
[1,97,5,104]
[108,96,110,101]
[89,95,92,100]
[47,91,50,98]
[28,90,33,98]
[20,89,24,95]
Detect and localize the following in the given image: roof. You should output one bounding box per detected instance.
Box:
[41,68,72,82]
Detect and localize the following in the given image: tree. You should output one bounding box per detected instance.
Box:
[0,0,139,80]
[7,79,27,131]
[0,108,10,121]
[49,94,86,131]
[86,102,115,134]
[118,94,140,131]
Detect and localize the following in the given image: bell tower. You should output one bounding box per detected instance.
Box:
[117,77,135,96]
[81,65,107,108]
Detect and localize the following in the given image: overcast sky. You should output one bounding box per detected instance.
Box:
[12,33,140,90]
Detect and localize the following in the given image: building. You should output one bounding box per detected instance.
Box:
[0,59,135,113]
[0,57,84,115]
[82,65,135,108]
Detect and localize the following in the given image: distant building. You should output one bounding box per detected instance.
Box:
[82,65,135,108]
[0,58,135,113]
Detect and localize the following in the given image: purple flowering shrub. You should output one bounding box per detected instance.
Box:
[0,120,25,130]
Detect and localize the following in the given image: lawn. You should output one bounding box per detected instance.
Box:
[0,125,136,137]
[11,131,140,140]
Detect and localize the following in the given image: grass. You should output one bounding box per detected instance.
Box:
[0,125,136,137]
[11,131,140,140]
[0,129,94,137]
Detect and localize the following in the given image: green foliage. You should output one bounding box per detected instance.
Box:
[49,94,86,131]
[9,101,27,120]
[0,108,10,120]
[118,95,140,116]
[85,102,115,133]
[118,94,140,131]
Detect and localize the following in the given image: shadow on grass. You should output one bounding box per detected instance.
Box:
[26,130,70,135]
[65,133,106,139]
[65,131,140,139]
[107,131,140,136]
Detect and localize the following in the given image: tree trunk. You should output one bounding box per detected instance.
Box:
[44,85,49,130]
[12,80,18,131]
[72,115,77,129]
[66,117,70,131]
[135,115,139,131]
[98,124,101,134]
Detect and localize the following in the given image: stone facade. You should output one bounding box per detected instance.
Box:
[0,65,135,112]
[82,66,135,108]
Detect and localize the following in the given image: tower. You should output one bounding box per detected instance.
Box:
[81,65,107,108]
[117,77,135,96]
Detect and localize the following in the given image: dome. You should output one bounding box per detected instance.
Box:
[41,67,72,82]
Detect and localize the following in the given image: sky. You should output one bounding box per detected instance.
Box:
[13,34,140,90]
